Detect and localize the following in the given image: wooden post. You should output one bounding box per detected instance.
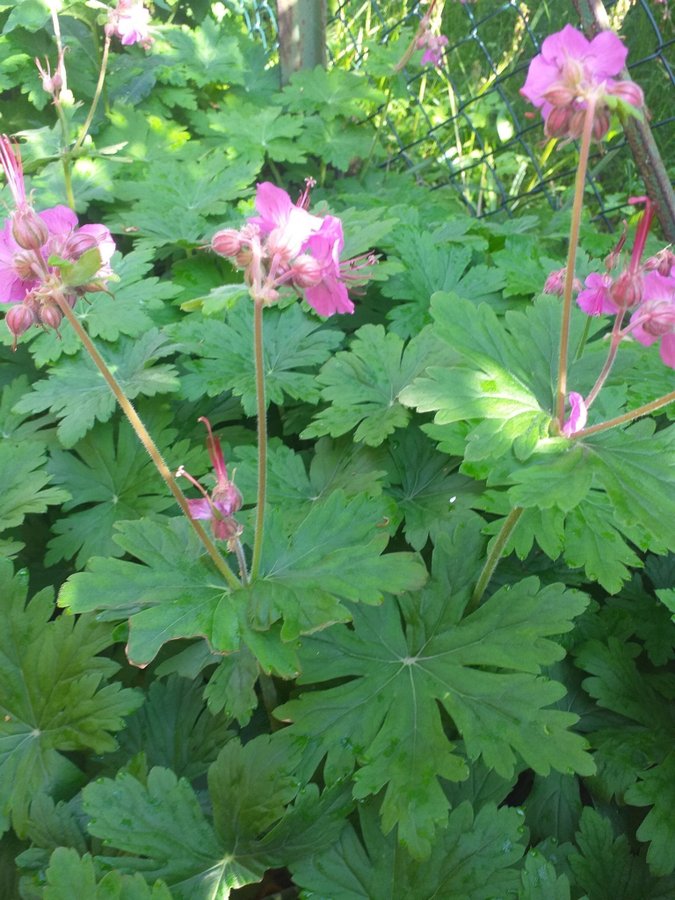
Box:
[276,0,327,86]
[571,0,675,241]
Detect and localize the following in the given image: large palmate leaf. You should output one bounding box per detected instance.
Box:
[59,492,425,666]
[291,797,526,900]
[14,330,179,448]
[173,300,344,415]
[277,515,593,858]
[0,562,142,837]
[303,324,445,446]
[82,735,349,900]
[280,66,384,119]
[194,104,308,166]
[0,439,69,534]
[46,407,199,566]
[39,848,172,900]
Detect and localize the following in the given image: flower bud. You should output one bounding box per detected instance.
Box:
[291,254,323,288]
[5,303,36,340]
[213,481,243,518]
[211,228,242,258]
[545,106,573,138]
[234,247,253,269]
[567,109,586,140]
[38,304,63,331]
[611,270,643,308]
[638,299,675,337]
[592,107,611,141]
[542,84,576,108]
[13,250,39,281]
[11,207,49,251]
[64,230,98,258]
[645,249,675,277]
[607,79,644,110]
[213,515,243,543]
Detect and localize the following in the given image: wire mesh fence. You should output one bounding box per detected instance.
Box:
[238,1,674,227]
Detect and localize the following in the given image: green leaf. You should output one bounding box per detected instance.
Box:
[519,849,571,900]
[14,331,180,448]
[291,798,526,899]
[49,248,102,289]
[102,675,234,781]
[303,325,444,447]
[523,772,582,846]
[0,440,69,533]
[82,735,349,899]
[245,491,428,641]
[42,848,173,900]
[158,17,246,89]
[625,752,675,876]
[492,236,560,297]
[281,66,384,120]
[204,648,259,727]
[569,808,675,900]
[174,299,343,415]
[195,104,307,166]
[45,407,198,567]
[277,530,592,857]
[0,561,142,837]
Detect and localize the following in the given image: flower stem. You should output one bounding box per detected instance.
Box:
[55,295,241,590]
[583,307,626,409]
[233,538,249,586]
[555,98,596,427]
[573,391,675,439]
[250,297,267,581]
[73,35,111,155]
[467,506,524,614]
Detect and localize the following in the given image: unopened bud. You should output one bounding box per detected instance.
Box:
[542,84,576,108]
[645,249,675,277]
[38,304,63,331]
[292,254,323,288]
[545,106,573,138]
[592,107,611,141]
[213,481,243,518]
[64,231,98,258]
[212,228,242,258]
[607,79,644,110]
[13,250,39,281]
[568,109,586,140]
[611,270,643,307]
[5,303,36,340]
[11,207,49,250]
[213,516,243,543]
[638,299,675,337]
[234,247,253,269]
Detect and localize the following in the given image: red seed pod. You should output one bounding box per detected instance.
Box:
[38,304,63,331]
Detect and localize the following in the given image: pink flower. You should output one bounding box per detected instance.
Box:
[249,181,323,261]
[105,0,153,49]
[521,25,642,139]
[301,217,355,317]
[628,271,675,368]
[177,418,243,543]
[577,272,619,316]
[417,32,449,68]
[562,391,588,437]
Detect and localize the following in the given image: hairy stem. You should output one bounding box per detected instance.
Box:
[467,507,524,613]
[250,297,267,581]
[555,98,596,427]
[233,538,249,586]
[573,391,675,439]
[73,35,111,154]
[55,295,241,590]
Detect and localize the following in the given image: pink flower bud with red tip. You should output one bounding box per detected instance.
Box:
[212,229,242,258]
[11,206,50,251]
[35,50,66,100]
[5,303,36,347]
[543,267,581,296]
[645,248,675,277]
[607,79,644,110]
[38,304,63,331]
[591,108,611,141]
[611,269,643,308]
[291,254,323,288]
[545,106,574,138]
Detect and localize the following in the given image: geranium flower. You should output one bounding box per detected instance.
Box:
[628,271,675,368]
[521,25,643,139]
[417,32,449,68]
[576,272,618,316]
[177,418,243,543]
[105,0,153,48]
[248,181,323,261]
[300,216,355,317]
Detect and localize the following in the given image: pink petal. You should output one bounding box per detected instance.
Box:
[562,391,588,437]
[577,272,618,316]
[186,498,212,520]
[587,31,628,78]
[251,182,294,233]
[659,333,675,368]
[39,205,78,236]
[305,278,354,316]
[77,224,116,264]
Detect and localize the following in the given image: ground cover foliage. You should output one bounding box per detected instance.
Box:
[0,2,674,898]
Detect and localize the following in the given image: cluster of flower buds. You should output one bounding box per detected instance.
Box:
[0,135,115,347]
[177,418,243,546]
[211,180,377,317]
[394,0,449,72]
[521,25,644,141]
[35,48,68,103]
[576,197,675,368]
[105,0,153,49]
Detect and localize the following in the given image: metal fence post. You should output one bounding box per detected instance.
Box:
[276,0,327,86]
